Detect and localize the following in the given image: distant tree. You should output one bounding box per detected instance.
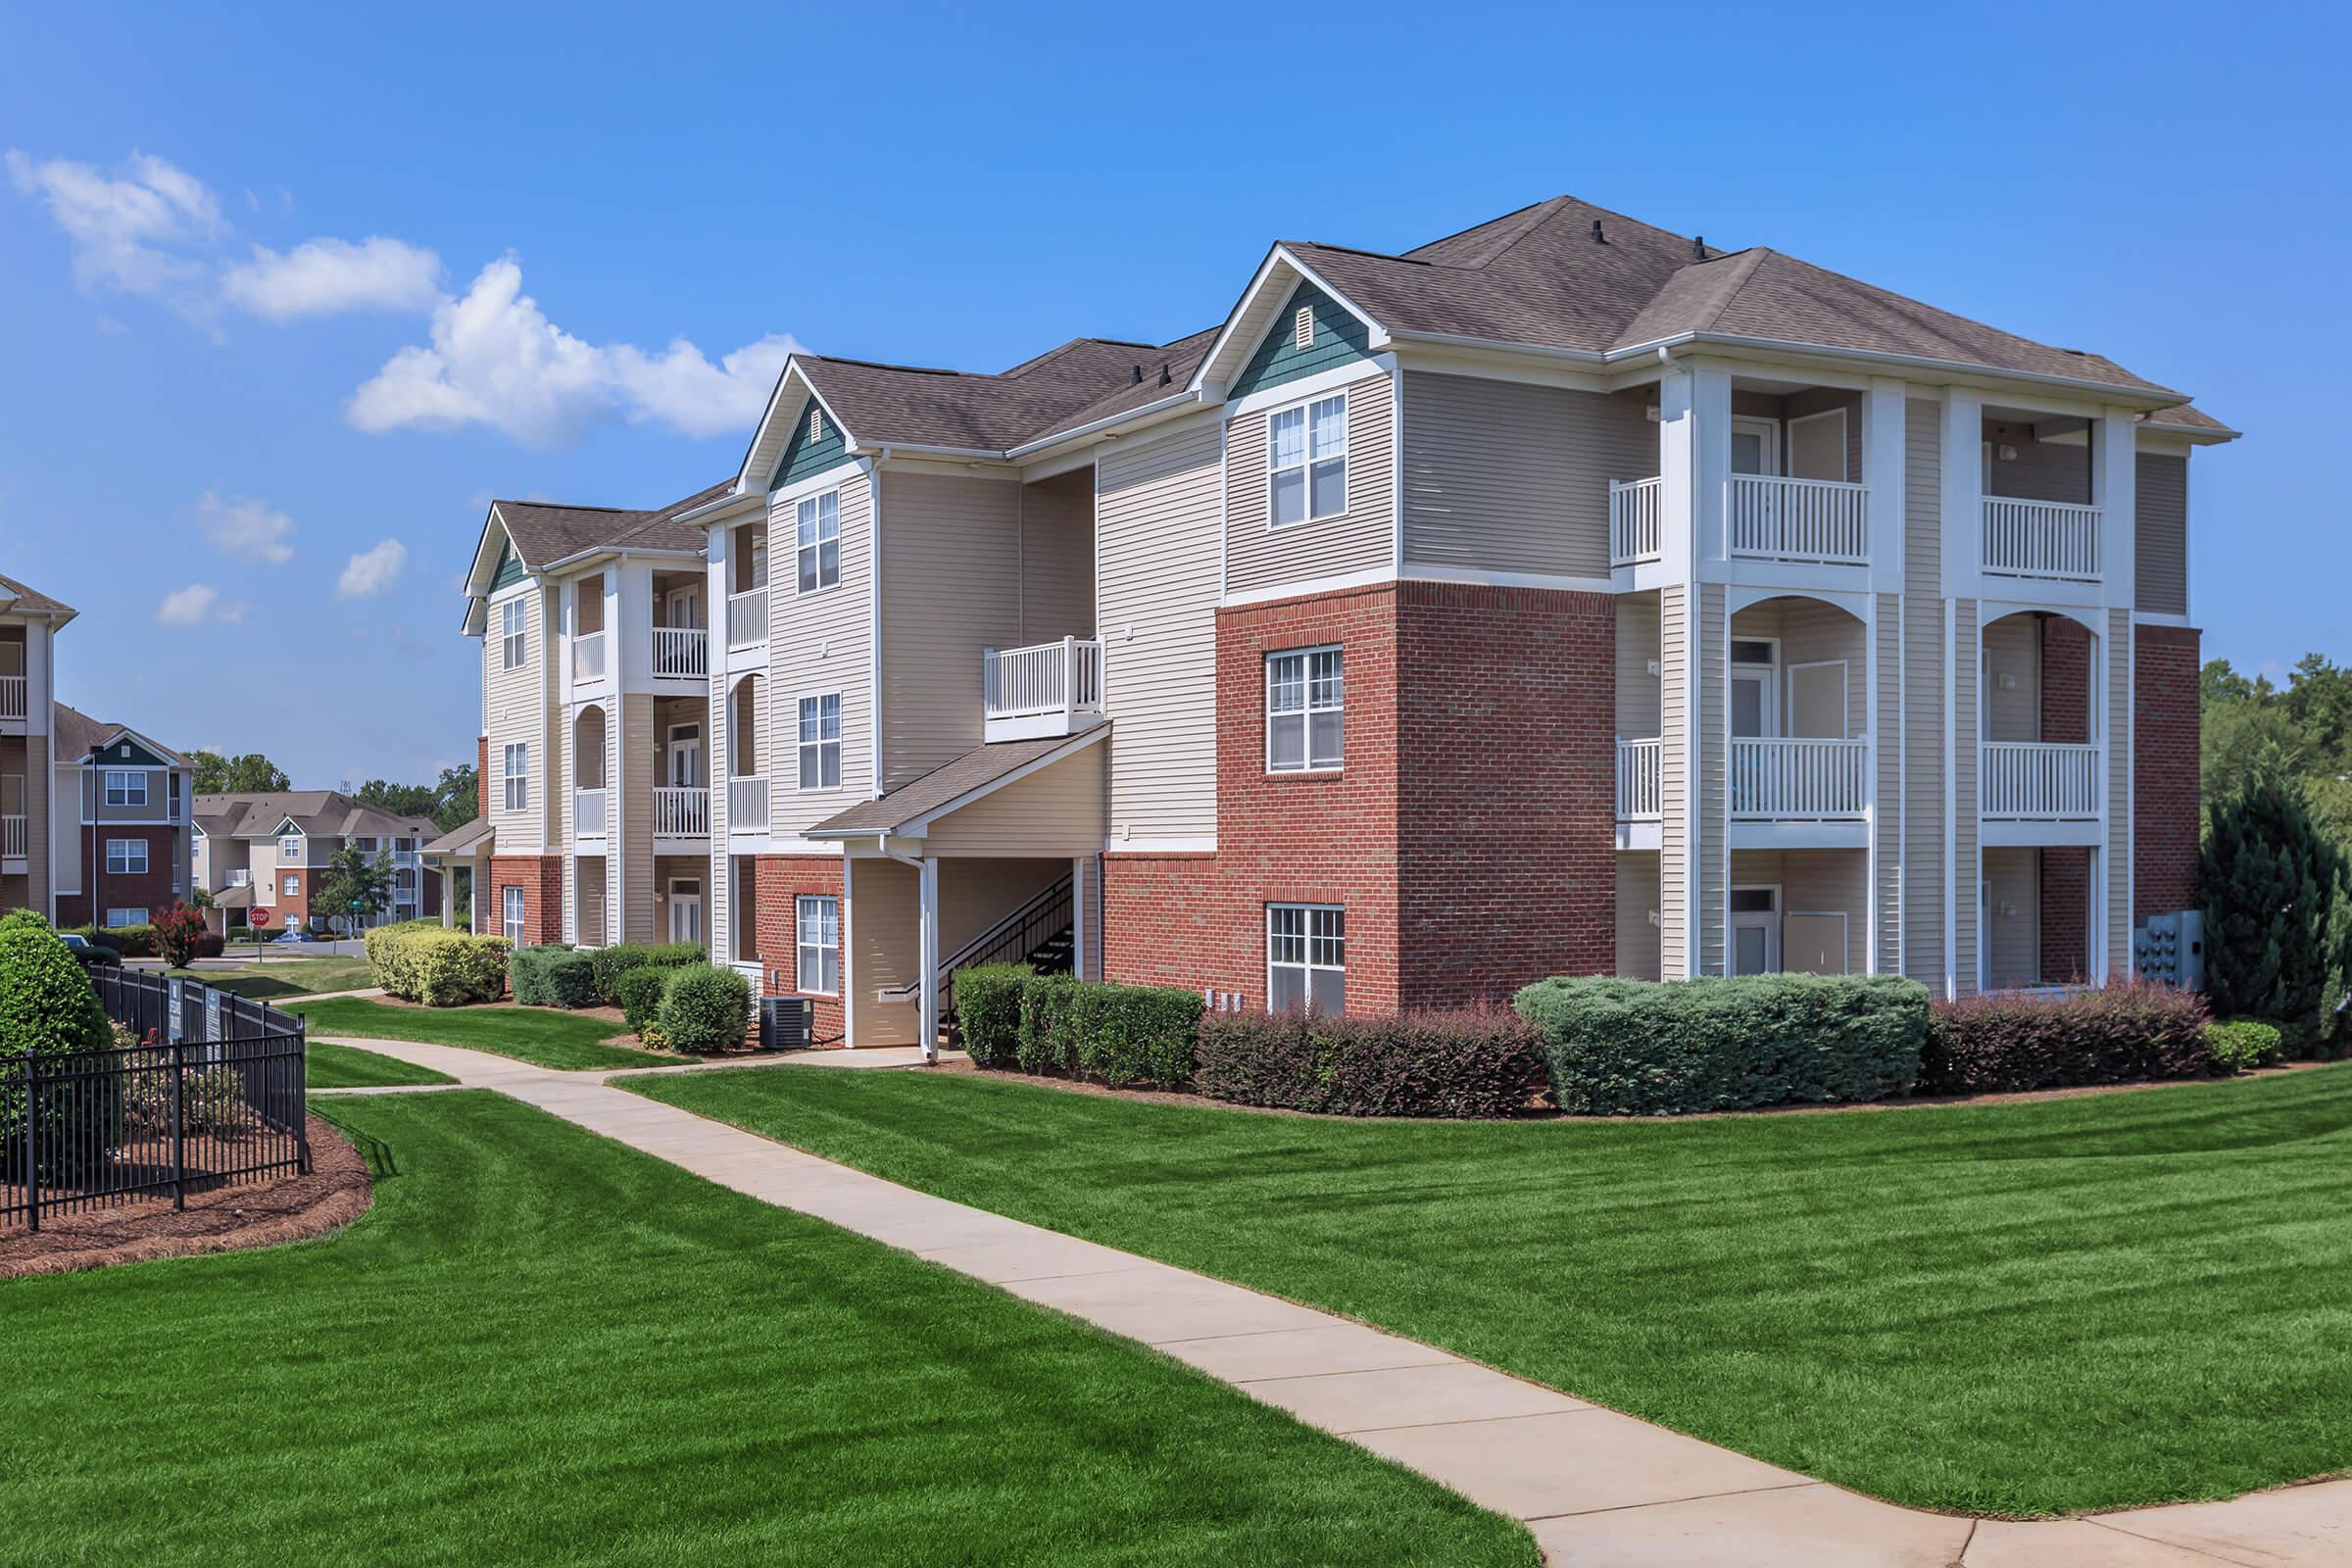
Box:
[355,779,438,819]
[314,843,394,933]
[2201,746,2352,1041]
[188,750,291,794]
[433,762,477,831]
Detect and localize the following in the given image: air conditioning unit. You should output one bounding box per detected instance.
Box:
[2132,910,2204,992]
[760,996,813,1053]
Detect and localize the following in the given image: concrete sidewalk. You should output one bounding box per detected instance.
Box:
[307,1033,2351,1567]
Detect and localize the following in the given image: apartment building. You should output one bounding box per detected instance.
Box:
[445,194,2228,1046]
[53,705,194,928]
[193,792,442,932]
[0,573,71,917]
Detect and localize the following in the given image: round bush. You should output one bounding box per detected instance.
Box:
[658,964,751,1054]
[0,919,114,1058]
[618,965,669,1037]
[2205,1018,2284,1073]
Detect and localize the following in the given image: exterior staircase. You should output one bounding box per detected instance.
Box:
[934,873,1074,1048]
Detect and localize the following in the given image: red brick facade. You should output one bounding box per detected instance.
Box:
[2133,624,2202,919]
[2040,616,2092,745]
[487,855,564,944]
[2038,846,2091,983]
[60,825,183,927]
[755,855,845,1045]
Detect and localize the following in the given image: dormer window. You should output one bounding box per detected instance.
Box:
[1268,393,1348,527]
[1294,305,1314,351]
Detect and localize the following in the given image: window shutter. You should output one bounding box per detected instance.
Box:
[1294,306,1314,350]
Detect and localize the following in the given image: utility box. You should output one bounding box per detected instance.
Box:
[2133,909,2206,992]
[760,996,813,1053]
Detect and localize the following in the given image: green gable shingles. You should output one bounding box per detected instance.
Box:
[1227,282,1372,400]
[93,735,170,768]
[769,401,852,490]
[490,540,525,591]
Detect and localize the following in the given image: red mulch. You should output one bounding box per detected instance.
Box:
[0,1114,371,1279]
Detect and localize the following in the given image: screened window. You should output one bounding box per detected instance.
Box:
[1268,393,1347,526]
[106,838,148,875]
[797,694,842,790]
[503,743,528,811]
[105,908,149,928]
[1266,647,1344,771]
[796,490,841,593]
[104,770,148,807]
[1267,904,1345,1014]
[796,895,840,996]
[503,886,525,945]
[501,598,527,669]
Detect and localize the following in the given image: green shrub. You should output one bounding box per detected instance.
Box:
[658,964,751,1054]
[955,964,1031,1068]
[1515,973,1931,1116]
[366,924,510,1006]
[99,923,158,957]
[1068,982,1203,1088]
[2203,1019,2285,1073]
[1197,1007,1546,1117]
[618,966,669,1036]
[0,919,115,1058]
[1015,973,1082,1074]
[509,944,599,1008]
[1921,982,2214,1094]
[588,941,706,1006]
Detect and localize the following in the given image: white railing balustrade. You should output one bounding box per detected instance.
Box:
[725,589,765,650]
[226,869,251,887]
[1729,475,1868,564]
[0,814,24,859]
[982,637,1104,736]
[1616,738,1661,820]
[0,676,24,722]
[652,626,709,679]
[573,787,608,837]
[1983,498,2101,582]
[390,849,419,869]
[1981,741,2100,820]
[653,786,710,837]
[728,776,768,833]
[1609,476,1663,565]
[571,630,607,683]
[1730,738,1869,819]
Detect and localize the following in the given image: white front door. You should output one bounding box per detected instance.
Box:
[667,723,703,788]
[668,877,703,945]
[1731,416,1780,476]
[664,584,702,630]
[1730,886,1780,975]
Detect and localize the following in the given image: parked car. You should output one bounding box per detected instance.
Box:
[60,932,121,969]
[272,927,314,945]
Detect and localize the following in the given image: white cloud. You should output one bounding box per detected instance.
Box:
[155,583,247,625]
[336,537,407,599]
[5,150,220,310]
[220,235,442,320]
[348,257,799,444]
[198,489,295,564]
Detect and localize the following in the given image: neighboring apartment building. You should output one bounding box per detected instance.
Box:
[0,573,71,918]
[53,704,194,928]
[443,194,2230,1046]
[193,792,442,933]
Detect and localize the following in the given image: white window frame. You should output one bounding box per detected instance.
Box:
[500,596,527,669]
[503,885,525,945]
[796,693,842,791]
[282,874,299,897]
[1266,903,1346,1014]
[1731,415,1781,477]
[796,894,840,996]
[795,489,841,595]
[104,770,147,808]
[503,743,528,812]
[106,838,148,875]
[1266,391,1348,528]
[1265,645,1344,773]
[279,833,303,862]
[104,907,149,929]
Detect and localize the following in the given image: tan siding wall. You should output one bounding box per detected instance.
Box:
[1098,421,1221,842]
[1985,427,2090,504]
[1983,846,2039,988]
[1784,849,1869,975]
[2136,453,2188,615]
[1903,400,1945,988]
[1615,851,1660,980]
[923,745,1107,857]
[484,583,547,855]
[1875,594,1901,975]
[1020,470,1096,645]
[1728,598,1866,737]
[1981,612,2040,741]
[24,748,48,909]
[1398,372,1649,578]
[623,694,655,944]
[1225,370,1394,594]
[1658,584,1689,976]
[1615,591,1660,739]
[849,856,919,1048]
[1696,583,1727,975]
[768,469,875,837]
[879,470,1023,792]
[1953,599,1981,997]
[51,762,78,893]
[939,857,1065,956]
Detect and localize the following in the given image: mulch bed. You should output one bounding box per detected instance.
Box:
[0,1115,371,1280]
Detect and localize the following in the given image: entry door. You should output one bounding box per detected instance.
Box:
[664,584,702,630]
[668,878,703,945]
[667,724,703,788]
[1731,416,1779,476]
[1730,887,1779,975]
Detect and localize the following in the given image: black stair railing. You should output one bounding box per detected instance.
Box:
[937,874,1073,1041]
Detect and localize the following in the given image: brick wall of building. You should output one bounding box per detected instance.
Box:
[60,824,182,927]
[2134,624,2202,920]
[2038,845,2091,983]
[488,855,564,946]
[755,855,846,1045]
[2041,616,2092,745]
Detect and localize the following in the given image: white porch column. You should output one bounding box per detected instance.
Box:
[440,864,454,929]
[1071,856,1089,980]
[917,857,941,1064]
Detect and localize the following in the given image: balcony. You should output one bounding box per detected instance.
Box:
[1730,738,1868,820]
[725,589,765,651]
[1729,475,1868,565]
[225,869,251,887]
[574,787,608,838]
[983,637,1104,742]
[1982,741,2099,822]
[1609,477,1663,566]
[572,630,607,683]
[0,675,24,723]
[727,776,768,834]
[653,626,708,680]
[653,785,710,839]
[390,849,419,869]
[1615,738,1660,821]
[1983,498,2101,583]
[1,813,24,862]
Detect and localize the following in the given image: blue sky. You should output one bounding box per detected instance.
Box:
[2,2,2342,787]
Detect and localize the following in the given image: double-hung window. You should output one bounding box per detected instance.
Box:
[796,894,840,996]
[104,770,147,808]
[1268,393,1348,526]
[105,907,149,928]
[501,598,527,669]
[279,834,302,862]
[106,838,148,875]
[1267,904,1345,1014]
[796,490,840,593]
[797,695,842,790]
[1265,647,1343,771]
[282,875,299,897]
[503,743,528,811]
[503,886,525,945]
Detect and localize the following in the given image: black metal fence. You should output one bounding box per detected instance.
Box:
[3,970,308,1231]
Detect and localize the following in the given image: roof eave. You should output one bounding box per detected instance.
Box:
[1004,388,1209,462]
[1606,330,2191,411]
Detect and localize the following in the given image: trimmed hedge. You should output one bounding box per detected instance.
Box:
[1918,982,2215,1095]
[365,924,511,1006]
[588,942,705,1007]
[1515,973,1931,1116]
[956,964,1030,1068]
[659,964,752,1054]
[618,966,669,1037]
[2205,1019,2283,1073]
[1016,973,1083,1075]
[64,923,157,958]
[1068,982,1204,1088]
[1197,1007,1545,1118]
[510,945,600,1008]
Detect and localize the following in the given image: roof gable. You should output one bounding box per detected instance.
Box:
[769,398,852,489]
[89,733,172,769]
[1227,280,1375,400]
[490,537,525,591]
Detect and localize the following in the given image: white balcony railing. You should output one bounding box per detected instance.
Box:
[225,869,251,887]
[572,630,607,683]
[0,675,24,722]
[0,814,24,859]
[1609,476,1663,565]
[1982,741,2100,820]
[1983,498,2101,582]
[1729,475,1868,565]
[1730,737,1869,819]
[983,637,1103,739]
[653,786,710,837]
[653,626,709,679]
[1616,738,1661,821]
[725,589,765,650]
[574,787,608,837]
[727,776,768,833]
[390,849,419,869]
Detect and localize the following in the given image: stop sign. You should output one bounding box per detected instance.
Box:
[250,907,272,927]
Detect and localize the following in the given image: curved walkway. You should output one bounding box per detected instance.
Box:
[308,1033,2351,1567]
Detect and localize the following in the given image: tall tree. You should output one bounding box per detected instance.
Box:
[355,778,438,818]
[314,842,394,933]
[2201,746,2352,1042]
[188,750,291,794]
[433,762,477,831]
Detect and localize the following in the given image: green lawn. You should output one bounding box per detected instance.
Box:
[170,956,375,1001]
[307,1041,456,1089]
[627,1062,2352,1517]
[289,998,672,1070]
[0,1092,1531,1566]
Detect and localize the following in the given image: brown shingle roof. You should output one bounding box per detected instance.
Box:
[492,479,731,570]
[52,703,185,765]
[192,791,438,841]
[807,730,1105,837]
[797,338,1170,453]
[0,572,73,615]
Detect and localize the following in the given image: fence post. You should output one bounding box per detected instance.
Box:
[23,1048,39,1233]
[170,1039,186,1211]
[294,1019,311,1174]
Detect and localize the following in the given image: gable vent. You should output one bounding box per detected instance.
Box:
[1293,306,1314,350]
[808,408,823,442]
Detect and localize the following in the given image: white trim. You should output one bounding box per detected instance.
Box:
[1226,358,1392,421]
[1192,248,1389,398]
[794,892,841,997]
[2132,611,2192,629]
[1265,901,1346,1012]
[1943,597,1958,1000]
[1104,835,1217,855]
[868,462,884,800]
[1219,565,1394,608]
[844,725,1111,840]
[789,485,843,597]
[793,690,845,793]
[736,359,861,493]
[1261,389,1349,530]
[1731,416,1781,476]
[1264,644,1344,774]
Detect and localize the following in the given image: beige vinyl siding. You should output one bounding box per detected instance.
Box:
[1983,847,2039,988]
[1953,599,1980,997]
[1658,584,1689,977]
[1728,598,1866,737]
[1903,400,1945,988]
[1695,584,1727,975]
[1225,370,1394,595]
[1020,470,1095,644]
[1980,612,2040,741]
[1780,388,1864,482]
[1616,851,1660,980]
[938,858,1066,956]
[1616,592,1660,739]
[249,840,281,907]
[850,856,920,1049]
[2135,453,2188,615]
[1784,849,1869,976]
[2109,610,2132,974]
[1098,420,1221,843]
[922,745,1106,857]
[1984,425,2090,504]
[1875,593,1901,974]
[576,855,609,948]
[1398,373,1649,579]
[24,748,48,909]
[623,694,655,944]
[484,579,546,855]
[879,470,1024,792]
[769,469,875,837]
